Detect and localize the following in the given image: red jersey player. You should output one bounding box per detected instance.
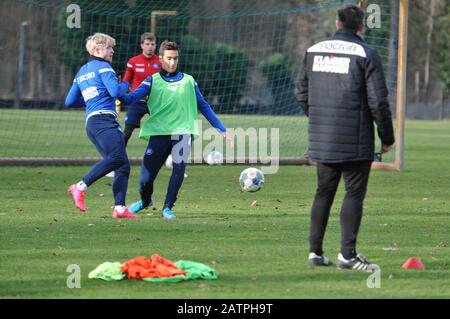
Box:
[122,32,161,146]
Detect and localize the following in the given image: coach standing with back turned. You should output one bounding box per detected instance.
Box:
[295,4,395,271]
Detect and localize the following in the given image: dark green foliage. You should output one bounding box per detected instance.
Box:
[261,53,300,115]
[211,43,250,113]
[178,36,250,113]
[178,34,217,97]
[57,0,189,76]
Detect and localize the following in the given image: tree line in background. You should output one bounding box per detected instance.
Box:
[57,0,300,114]
[0,0,449,116]
[408,0,450,104]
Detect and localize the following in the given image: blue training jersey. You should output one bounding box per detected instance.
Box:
[119,71,226,133]
[65,57,129,120]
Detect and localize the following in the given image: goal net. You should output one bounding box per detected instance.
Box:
[0,0,406,169]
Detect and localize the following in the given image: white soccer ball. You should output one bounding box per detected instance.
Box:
[206,151,223,165]
[239,167,265,192]
[165,155,173,169]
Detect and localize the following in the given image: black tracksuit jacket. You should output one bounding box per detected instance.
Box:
[295,28,395,163]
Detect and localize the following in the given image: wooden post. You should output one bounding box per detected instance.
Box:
[394,0,408,171]
[151,10,177,34]
[370,0,408,172]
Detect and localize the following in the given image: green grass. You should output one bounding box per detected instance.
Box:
[0,120,449,298]
[0,109,311,159]
[0,108,396,161]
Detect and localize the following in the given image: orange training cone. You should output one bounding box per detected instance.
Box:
[402,257,425,270]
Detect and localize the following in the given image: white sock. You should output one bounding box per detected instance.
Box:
[114,205,126,213]
[76,181,87,191]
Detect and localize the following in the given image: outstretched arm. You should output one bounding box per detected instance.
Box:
[119,76,152,104]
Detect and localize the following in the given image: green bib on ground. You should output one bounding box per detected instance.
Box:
[139,73,198,140]
[142,260,218,283]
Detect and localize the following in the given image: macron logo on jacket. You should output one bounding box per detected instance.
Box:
[77,72,96,84]
[308,40,366,75]
[308,40,367,57]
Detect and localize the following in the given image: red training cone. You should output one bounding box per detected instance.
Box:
[402,257,425,270]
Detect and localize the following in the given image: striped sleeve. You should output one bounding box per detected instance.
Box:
[98,68,115,74]
[99,66,120,98]
[124,59,134,83]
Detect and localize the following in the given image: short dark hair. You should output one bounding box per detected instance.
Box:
[141,32,156,43]
[159,40,179,56]
[337,4,364,33]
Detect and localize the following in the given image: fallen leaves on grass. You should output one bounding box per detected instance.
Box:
[52,246,65,256]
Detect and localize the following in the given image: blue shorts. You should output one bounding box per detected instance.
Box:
[124,100,148,127]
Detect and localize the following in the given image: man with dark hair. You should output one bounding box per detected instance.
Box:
[122,32,161,146]
[120,40,233,220]
[337,4,365,31]
[295,4,395,271]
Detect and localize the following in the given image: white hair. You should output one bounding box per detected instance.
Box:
[85,33,116,55]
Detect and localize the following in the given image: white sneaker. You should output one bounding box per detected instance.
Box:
[337,253,379,272]
[308,252,333,267]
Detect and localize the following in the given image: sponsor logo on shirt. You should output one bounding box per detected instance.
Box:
[136,68,145,72]
[76,72,95,84]
[312,55,350,74]
[81,86,99,101]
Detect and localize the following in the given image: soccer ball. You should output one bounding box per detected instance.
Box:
[165,155,173,169]
[239,167,265,192]
[206,151,223,165]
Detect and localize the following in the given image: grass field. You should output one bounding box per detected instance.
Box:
[0,109,312,159]
[0,109,397,163]
[0,120,449,298]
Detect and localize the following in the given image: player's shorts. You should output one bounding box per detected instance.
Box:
[124,100,149,127]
